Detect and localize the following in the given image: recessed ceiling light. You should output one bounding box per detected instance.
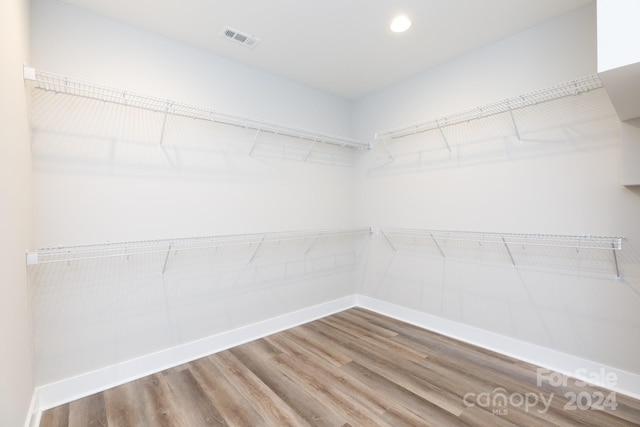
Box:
[390,15,411,33]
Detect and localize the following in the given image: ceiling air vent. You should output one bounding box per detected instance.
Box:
[222,26,260,48]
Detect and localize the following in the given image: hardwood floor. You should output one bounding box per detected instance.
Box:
[40,308,640,426]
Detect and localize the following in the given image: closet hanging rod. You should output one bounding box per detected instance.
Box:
[373,228,623,251]
[374,74,604,141]
[23,67,370,151]
[26,227,371,266]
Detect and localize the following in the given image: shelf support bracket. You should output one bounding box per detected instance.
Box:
[249,236,265,264]
[501,237,516,267]
[436,121,452,153]
[304,232,321,256]
[381,139,395,163]
[161,243,173,275]
[303,138,318,162]
[379,230,397,253]
[612,243,621,283]
[508,103,521,143]
[248,127,262,156]
[430,233,446,258]
[159,101,171,146]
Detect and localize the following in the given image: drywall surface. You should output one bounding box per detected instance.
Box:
[28,0,360,386]
[30,234,368,386]
[620,119,640,185]
[0,0,35,426]
[353,4,640,376]
[30,0,357,248]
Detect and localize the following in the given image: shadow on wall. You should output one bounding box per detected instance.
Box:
[368,88,619,176]
[26,83,359,174]
[359,232,640,374]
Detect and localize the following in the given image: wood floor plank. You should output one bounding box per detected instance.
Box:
[270,351,388,426]
[208,349,309,426]
[161,367,228,426]
[135,374,180,427]
[285,324,353,367]
[340,360,467,426]
[40,308,640,426]
[332,309,399,338]
[308,319,469,416]
[103,380,148,426]
[268,329,391,416]
[188,356,265,426]
[353,310,551,395]
[229,340,344,427]
[457,404,522,427]
[68,392,107,427]
[39,405,69,427]
[264,332,390,418]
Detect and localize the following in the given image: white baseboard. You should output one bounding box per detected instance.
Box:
[33,293,640,420]
[356,295,640,400]
[35,295,357,412]
[25,391,40,427]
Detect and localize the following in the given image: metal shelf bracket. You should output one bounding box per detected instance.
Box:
[161,243,173,275]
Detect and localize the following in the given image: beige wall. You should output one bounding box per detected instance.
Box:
[0,0,34,425]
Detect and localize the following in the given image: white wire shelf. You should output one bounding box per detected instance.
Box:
[23,66,370,152]
[375,74,604,143]
[373,227,623,282]
[26,227,372,268]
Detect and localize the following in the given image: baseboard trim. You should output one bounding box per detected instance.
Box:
[35,295,357,412]
[34,293,640,417]
[25,391,40,427]
[355,295,640,400]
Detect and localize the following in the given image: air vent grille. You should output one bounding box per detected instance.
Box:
[222,26,260,48]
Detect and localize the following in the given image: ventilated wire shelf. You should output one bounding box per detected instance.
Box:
[26,227,372,266]
[376,228,622,250]
[375,74,604,141]
[373,227,623,282]
[23,67,369,151]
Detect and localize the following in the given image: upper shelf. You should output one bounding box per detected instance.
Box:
[375,74,604,141]
[374,227,623,251]
[23,66,370,152]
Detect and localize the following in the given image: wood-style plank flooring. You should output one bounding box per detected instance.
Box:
[40,308,640,426]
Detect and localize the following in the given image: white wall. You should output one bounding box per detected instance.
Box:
[0,0,35,425]
[30,0,357,247]
[354,4,640,375]
[29,0,362,388]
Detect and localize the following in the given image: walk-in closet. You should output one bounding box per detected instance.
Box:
[2,0,640,426]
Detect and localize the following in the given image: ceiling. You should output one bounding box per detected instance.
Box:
[59,0,595,100]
